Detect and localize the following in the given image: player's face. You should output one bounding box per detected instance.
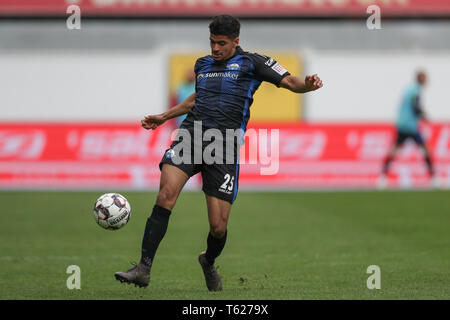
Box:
[418,73,427,86]
[210,34,239,61]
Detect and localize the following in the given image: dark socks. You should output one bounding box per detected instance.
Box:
[382,155,393,175]
[425,154,434,176]
[140,205,172,268]
[205,230,227,266]
[384,153,435,176]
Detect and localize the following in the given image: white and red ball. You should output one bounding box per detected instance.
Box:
[93,193,131,230]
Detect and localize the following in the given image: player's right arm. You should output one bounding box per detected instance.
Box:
[141,92,196,130]
[413,95,427,120]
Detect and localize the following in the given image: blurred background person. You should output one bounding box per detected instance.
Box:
[378,71,438,188]
[1,0,450,303]
[175,69,196,127]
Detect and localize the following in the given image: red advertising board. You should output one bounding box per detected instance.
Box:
[1,0,450,17]
[1,122,449,190]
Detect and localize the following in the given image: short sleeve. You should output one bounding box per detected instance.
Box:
[250,53,291,87]
[194,58,201,75]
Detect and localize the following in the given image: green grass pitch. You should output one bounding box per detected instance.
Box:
[0,190,449,300]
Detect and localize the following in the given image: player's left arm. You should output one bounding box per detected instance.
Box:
[279,74,323,93]
[251,53,323,94]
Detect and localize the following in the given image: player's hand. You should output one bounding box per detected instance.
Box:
[304,74,323,92]
[141,114,166,130]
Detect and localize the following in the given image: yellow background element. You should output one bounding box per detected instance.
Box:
[169,52,303,122]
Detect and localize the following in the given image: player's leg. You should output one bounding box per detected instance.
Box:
[115,163,189,287]
[382,145,398,175]
[140,163,190,265]
[412,132,440,187]
[423,146,434,174]
[382,131,407,175]
[424,144,441,187]
[378,145,400,188]
[413,133,434,176]
[198,160,238,291]
[378,130,406,188]
[204,194,231,262]
[198,194,232,291]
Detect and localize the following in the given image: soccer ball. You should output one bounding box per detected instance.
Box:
[93,193,131,230]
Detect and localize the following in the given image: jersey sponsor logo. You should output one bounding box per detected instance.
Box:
[271,62,288,76]
[197,73,204,80]
[203,72,238,80]
[227,63,240,70]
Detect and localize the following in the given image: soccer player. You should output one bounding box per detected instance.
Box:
[379,71,436,187]
[115,15,323,291]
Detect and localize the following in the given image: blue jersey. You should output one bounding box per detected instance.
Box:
[396,83,423,133]
[180,46,290,132]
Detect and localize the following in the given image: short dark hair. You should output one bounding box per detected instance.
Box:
[209,15,240,39]
[416,70,426,80]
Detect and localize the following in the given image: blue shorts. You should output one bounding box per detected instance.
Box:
[395,130,425,146]
[159,129,240,204]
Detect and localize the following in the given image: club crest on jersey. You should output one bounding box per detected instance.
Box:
[165,149,175,159]
[227,63,240,70]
